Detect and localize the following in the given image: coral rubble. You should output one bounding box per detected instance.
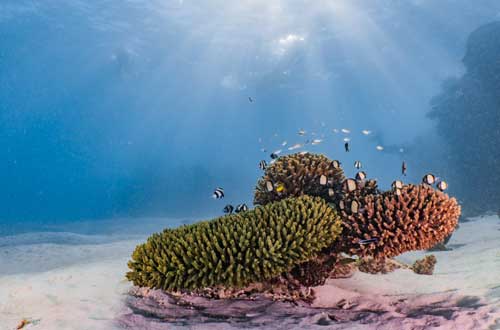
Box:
[254,153,345,206]
[338,184,460,259]
[411,255,437,275]
[126,195,342,291]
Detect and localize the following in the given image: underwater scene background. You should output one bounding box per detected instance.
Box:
[1,1,500,329]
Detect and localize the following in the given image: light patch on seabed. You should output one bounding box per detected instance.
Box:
[0,216,499,329]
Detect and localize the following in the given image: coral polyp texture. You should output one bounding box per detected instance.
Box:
[126,195,342,291]
[338,184,460,259]
[254,153,345,206]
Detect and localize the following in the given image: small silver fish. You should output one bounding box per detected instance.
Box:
[282,141,288,146]
[361,130,372,135]
[376,145,384,151]
[311,139,323,145]
[359,238,378,245]
[288,143,303,151]
[298,129,306,136]
[341,128,351,134]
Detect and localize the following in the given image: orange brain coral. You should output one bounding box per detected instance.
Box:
[338,184,461,258]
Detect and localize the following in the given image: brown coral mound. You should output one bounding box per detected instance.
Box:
[254,153,345,206]
[339,184,461,259]
[411,255,437,275]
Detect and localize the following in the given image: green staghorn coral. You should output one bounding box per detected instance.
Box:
[126,195,342,291]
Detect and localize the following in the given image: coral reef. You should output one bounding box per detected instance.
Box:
[289,254,338,287]
[338,184,460,259]
[254,153,345,206]
[411,255,437,275]
[427,22,500,217]
[126,195,342,291]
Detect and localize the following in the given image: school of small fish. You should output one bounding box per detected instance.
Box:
[212,122,450,217]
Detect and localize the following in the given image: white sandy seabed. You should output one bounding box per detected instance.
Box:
[0,215,500,330]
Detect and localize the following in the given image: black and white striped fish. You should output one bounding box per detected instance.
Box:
[223,204,234,214]
[212,187,225,199]
[355,171,366,181]
[422,173,436,185]
[259,160,267,171]
[354,160,362,169]
[437,180,448,191]
[235,203,248,213]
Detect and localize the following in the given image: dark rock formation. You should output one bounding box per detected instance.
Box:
[428,21,500,216]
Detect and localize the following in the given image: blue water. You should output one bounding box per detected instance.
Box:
[1,0,499,230]
[1,2,500,329]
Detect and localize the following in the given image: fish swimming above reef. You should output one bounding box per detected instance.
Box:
[376,145,384,151]
[402,161,407,176]
[213,187,225,199]
[248,97,254,103]
[341,128,351,134]
[270,149,282,159]
[311,139,323,145]
[345,142,350,152]
[354,160,362,169]
[259,160,267,171]
[235,203,248,213]
[282,140,287,146]
[343,178,357,192]
[298,129,306,136]
[361,130,372,135]
[332,160,341,169]
[355,171,366,181]
[223,204,234,214]
[319,175,327,185]
[288,143,303,151]
[359,238,378,245]
[392,180,404,190]
[437,180,448,191]
[332,128,339,133]
[275,183,285,193]
[266,181,274,192]
[422,173,436,185]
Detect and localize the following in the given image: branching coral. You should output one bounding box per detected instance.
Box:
[338,184,460,259]
[254,153,345,206]
[126,195,342,291]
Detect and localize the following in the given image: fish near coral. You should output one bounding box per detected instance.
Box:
[126,196,342,291]
[338,184,460,259]
[254,153,345,205]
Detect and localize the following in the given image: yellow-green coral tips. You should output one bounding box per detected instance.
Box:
[126,195,342,291]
